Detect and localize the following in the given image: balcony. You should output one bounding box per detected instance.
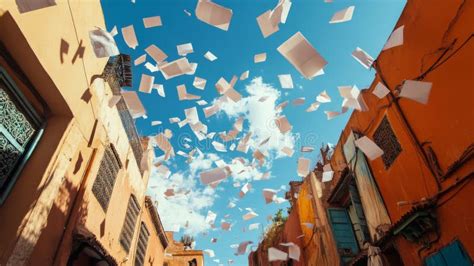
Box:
[103,54,144,175]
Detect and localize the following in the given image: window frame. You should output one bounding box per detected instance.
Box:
[0,67,45,204]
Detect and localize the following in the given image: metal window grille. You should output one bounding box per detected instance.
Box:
[134,222,150,266]
[120,194,140,253]
[373,116,402,168]
[92,145,122,211]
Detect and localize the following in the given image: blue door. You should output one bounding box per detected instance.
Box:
[425,240,472,266]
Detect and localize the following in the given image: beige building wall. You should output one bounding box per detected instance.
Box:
[0,1,161,265]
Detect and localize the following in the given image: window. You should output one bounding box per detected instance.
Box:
[327,208,359,262]
[188,258,198,266]
[92,144,122,211]
[120,194,140,253]
[425,240,472,266]
[0,68,44,203]
[373,116,402,168]
[134,222,150,266]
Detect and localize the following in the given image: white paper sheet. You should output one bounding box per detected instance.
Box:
[277,32,327,79]
[329,6,355,24]
[354,136,384,160]
[399,80,432,104]
[268,248,288,261]
[278,74,294,89]
[143,16,162,28]
[383,25,404,51]
[89,28,119,58]
[352,47,374,69]
[121,25,138,49]
[195,0,233,31]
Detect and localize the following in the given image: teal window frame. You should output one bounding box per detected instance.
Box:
[0,67,45,204]
[425,239,472,266]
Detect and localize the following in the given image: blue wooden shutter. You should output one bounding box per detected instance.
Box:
[327,208,359,257]
[425,240,472,266]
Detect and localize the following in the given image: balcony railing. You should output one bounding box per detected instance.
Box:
[103,55,144,175]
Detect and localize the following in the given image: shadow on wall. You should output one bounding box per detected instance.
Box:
[16,0,56,14]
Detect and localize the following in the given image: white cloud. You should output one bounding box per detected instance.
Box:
[218,77,296,158]
[148,170,217,235]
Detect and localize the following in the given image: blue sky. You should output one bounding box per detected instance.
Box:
[101,0,405,264]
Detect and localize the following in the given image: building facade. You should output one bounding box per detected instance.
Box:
[0,1,179,265]
[251,0,473,265]
[164,232,204,266]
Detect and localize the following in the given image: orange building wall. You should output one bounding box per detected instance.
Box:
[326,0,474,264]
[140,200,167,266]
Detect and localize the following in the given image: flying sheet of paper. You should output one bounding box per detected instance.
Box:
[275,101,289,112]
[212,141,227,152]
[205,210,217,225]
[121,25,138,49]
[301,146,314,152]
[145,44,168,63]
[151,120,162,126]
[89,28,119,58]
[316,90,331,103]
[195,0,233,31]
[143,16,162,28]
[339,85,367,111]
[355,136,384,160]
[322,163,334,182]
[383,25,404,50]
[292,97,305,106]
[373,82,390,98]
[204,249,215,258]
[193,77,207,90]
[240,182,252,198]
[177,84,200,100]
[155,133,175,160]
[269,0,292,25]
[184,107,200,124]
[268,248,288,262]
[161,58,193,80]
[134,54,146,66]
[110,26,118,37]
[275,116,292,133]
[177,43,194,56]
[324,107,348,120]
[108,95,121,108]
[200,167,229,185]
[297,157,310,177]
[277,32,327,79]
[280,242,300,261]
[164,188,175,197]
[152,84,165,97]
[352,47,374,69]
[254,53,267,63]
[138,74,154,93]
[144,62,159,72]
[248,223,260,231]
[329,6,355,24]
[204,51,218,61]
[240,70,249,80]
[257,10,279,38]
[278,74,294,89]
[399,80,432,104]
[221,221,231,231]
[256,0,291,38]
[204,104,220,118]
[306,102,321,112]
[237,241,253,255]
[281,146,294,157]
[242,211,258,221]
[196,100,208,106]
[263,189,277,204]
[121,91,146,118]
